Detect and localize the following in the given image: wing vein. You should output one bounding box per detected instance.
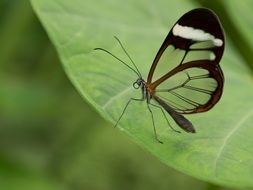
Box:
[169,91,200,107]
[183,85,213,95]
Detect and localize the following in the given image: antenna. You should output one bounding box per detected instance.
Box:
[94,36,142,78]
[113,36,142,77]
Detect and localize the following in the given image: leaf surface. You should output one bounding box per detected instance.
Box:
[31,0,253,187]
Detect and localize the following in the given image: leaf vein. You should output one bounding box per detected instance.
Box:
[102,86,133,110]
[213,109,253,175]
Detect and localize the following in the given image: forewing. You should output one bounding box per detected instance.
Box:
[147,8,225,113]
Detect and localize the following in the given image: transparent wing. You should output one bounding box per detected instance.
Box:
[147,8,225,113]
[154,61,223,113]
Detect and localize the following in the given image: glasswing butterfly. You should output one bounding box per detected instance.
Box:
[95,8,225,143]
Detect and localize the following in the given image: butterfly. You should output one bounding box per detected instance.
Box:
[95,8,225,143]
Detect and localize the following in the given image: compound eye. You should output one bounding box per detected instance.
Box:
[133,82,140,89]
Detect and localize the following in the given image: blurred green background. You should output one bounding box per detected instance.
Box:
[0,1,242,190]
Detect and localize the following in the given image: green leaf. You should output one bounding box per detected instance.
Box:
[31,0,253,188]
[223,0,253,70]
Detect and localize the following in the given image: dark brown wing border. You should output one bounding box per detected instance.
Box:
[147,8,225,113]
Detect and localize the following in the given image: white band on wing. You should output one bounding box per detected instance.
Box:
[172,24,223,47]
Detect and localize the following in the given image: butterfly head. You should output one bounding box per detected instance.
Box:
[133,78,146,89]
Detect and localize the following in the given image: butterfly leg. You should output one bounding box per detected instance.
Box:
[149,103,181,133]
[114,98,144,128]
[146,103,163,144]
